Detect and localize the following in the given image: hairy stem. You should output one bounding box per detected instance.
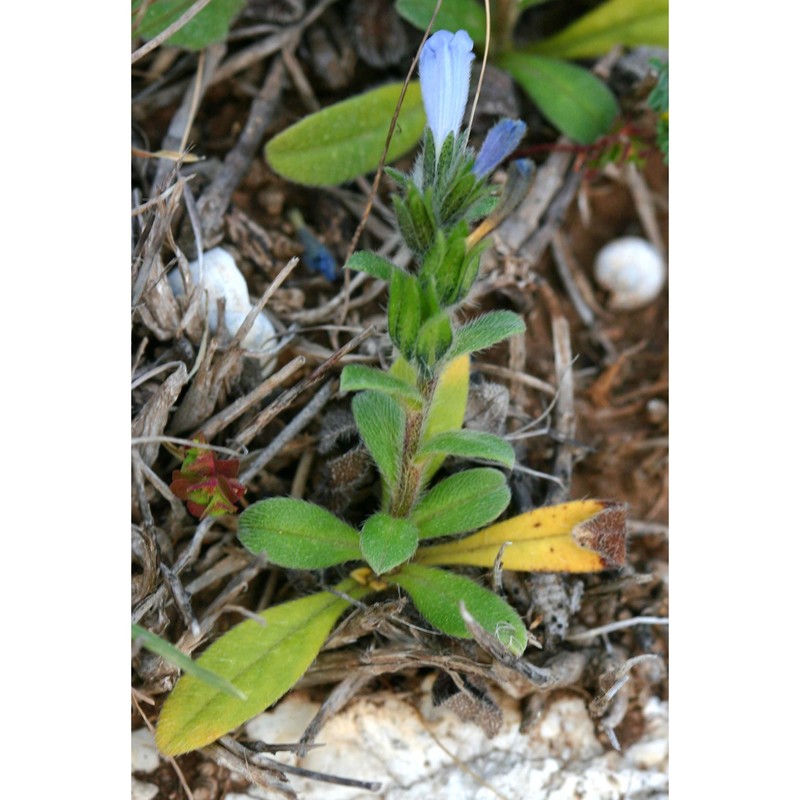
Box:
[389,373,439,518]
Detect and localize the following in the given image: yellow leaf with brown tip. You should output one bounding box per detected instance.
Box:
[414,500,626,573]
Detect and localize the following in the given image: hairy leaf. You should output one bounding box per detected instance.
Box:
[417,430,515,470]
[529,0,669,59]
[346,251,398,281]
[388,564,527,656]
[155,580,371,756]
[266,82,426,186]
[395,0,487,46]
[415,500,627,572]
[360,513,419,574]
[133,0,246,50]
[341,365,423,408]
[449,311,525,359]
[411,468,510,539]
[499,53,618,145]
[238,498,361,568]
[352,390,406,489]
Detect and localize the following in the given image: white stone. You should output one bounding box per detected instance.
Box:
[168,247,278,359]
[235,688,668,800]
[131,777,159,800]
[131,727,161,774]
[593,236,666,310]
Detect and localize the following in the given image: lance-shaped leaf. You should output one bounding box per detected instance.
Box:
[449,311,526,360]
[155,579,371,756]
[411,468,510,540]
[345,251,399,282]
[414,500,627,572]
[528,0,669,59]
[388,269,422,359]
[360,512,419,575]
[387,564,527,656]
[341,365,423,409]
[417,430,515,470]
[238,498,361,568]
[352,390,406,489]
[266,82,426,186]
[498,53,618,145]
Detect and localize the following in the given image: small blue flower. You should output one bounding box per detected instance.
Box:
[472,119,527,179]
[419,30,475,157]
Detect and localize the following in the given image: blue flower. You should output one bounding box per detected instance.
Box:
[419,30,475,157]
[472,119,527,179]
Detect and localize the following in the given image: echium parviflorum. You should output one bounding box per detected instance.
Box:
[155,30,626,759]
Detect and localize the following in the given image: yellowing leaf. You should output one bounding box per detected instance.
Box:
[155,579,369,756]
[528,0,669,59]
[389,354,470,485]
[414,500,626,572]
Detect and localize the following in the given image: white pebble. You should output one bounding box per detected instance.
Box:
[168,247,277,361]
[593,236,666,310]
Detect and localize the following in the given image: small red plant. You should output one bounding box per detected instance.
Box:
[170,437,246,519]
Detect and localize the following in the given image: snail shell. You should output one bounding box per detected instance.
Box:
[593,236,666,310]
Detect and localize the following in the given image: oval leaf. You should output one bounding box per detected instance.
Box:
[395,0,487,45]
[411,468,510,539]
[529,0,669,59]
[155,580,371,756]
[417,430,515,470]
[266,82,426,186]
[346,251,399,281]
[388,564,527,656]
[133,0,246,51]
[238,498,361,568]
[360,512,419,574]
[352,390,406,489]
[498,53,618,145]
[415,500,627,572]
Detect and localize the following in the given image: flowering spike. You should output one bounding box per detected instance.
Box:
[419,30,475,158]
[472,119,527,179]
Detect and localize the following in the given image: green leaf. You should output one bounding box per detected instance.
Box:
[415,311,453,371]
[341,365,423,408]
[360,512,419,574]
[387,564,527,655]
[346,251,398,281]
[265,82,426,186]
[155,579,371,756]
[388,269,423,359]
[132,624,246,700]
[528,0,669,59]
[499,53,619,145]
[449,310,525,359]
[352,390,406,489]
[395,0,487,46]
[411,468,510,539]
[238,498,361,568]
[417,430,515,470]
[133,0,246,51]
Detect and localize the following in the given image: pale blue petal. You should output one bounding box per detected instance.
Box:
[419,30,475,156]
[472,119,527,179]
